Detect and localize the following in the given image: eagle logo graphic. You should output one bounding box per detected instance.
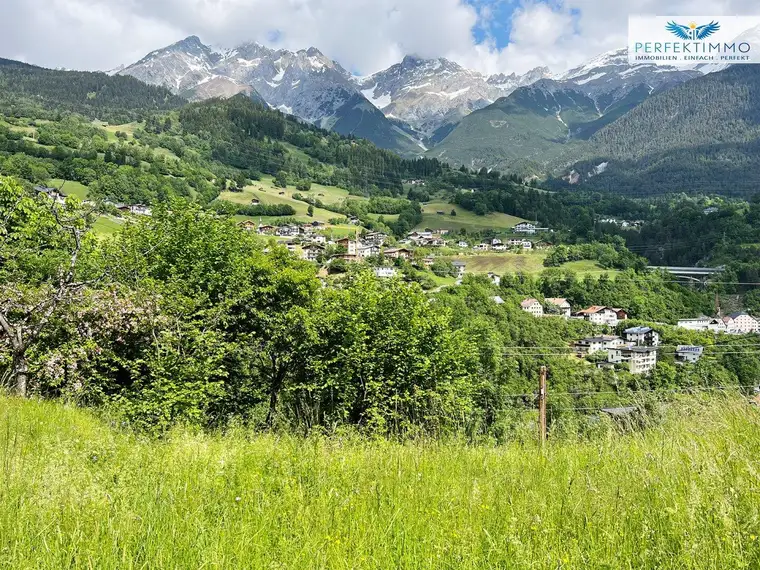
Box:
[666,20,720,40]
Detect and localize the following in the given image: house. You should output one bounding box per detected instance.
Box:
[333,254,360,263]
[487,272,501,286]
[608,345,658,375]
[623,326,661,347]
[363,232,387,246]
[302,244,324,262]
[473,243,490,252]
[276,225,299,237]
[521,298,544,317]
[492,244,507,252]
[677,316,727,333]
[575,335,623,355]
[383,247,412,260]
[452,261,466,277]
[284,242,298,253]
[545,298,572,318]
[722,312,759,335]
[427,238,446,247]
[257,224,276,235]
[493,296,505,305]
[513,222,537,234]
[491,238,503,246]
[34,185,67,204]
[374,267,397,278]
[676,345,704,364]
[347,216,361,225]
[457,241,469,248]
[574,306,627,327]
[337,237,359,256]
[408,231,433,242]
[359,245,381,258]
[703,207,719,215]
[312,235,327,244]
[238,220,257,231]
[423,256,435,268]
[507,239,532,249]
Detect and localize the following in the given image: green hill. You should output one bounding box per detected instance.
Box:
[0,58,186,123]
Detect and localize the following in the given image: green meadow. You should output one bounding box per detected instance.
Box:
[2,396,760,569]
[416,201,525,232]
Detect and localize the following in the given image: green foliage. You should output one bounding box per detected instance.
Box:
[209,199,296,217]
[544,240,646,271]
[0,58,185,123]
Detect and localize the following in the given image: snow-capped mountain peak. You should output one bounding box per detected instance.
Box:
[354,56,549,137]
[555,47,702,111]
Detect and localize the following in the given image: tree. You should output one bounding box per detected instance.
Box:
[0,176,96,396]
[451,209,457,217]
[297,180,312,192]
[274,171,288,188]
[307,205,314,217]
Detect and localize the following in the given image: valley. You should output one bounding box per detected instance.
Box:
[4,24,760,570]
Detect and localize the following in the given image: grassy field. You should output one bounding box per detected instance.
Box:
[560,259,621,278]
[95,121,140,142]
[48,178,90,199]
[416,201,525,232]
[221,177,363,226]
[2,396,760,568]
[444,253,620,278]
[92,216,125,235]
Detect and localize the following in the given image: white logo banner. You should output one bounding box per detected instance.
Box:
[628,16,760,65]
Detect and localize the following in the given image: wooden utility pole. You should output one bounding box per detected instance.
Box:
[538,366,548,444]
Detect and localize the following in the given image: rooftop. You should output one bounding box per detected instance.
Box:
[625,326,654,334]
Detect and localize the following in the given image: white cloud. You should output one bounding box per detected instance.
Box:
[1,0,760,76]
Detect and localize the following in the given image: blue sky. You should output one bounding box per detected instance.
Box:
[467,0,516,47]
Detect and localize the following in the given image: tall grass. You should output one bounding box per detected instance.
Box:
[2,396,760,568]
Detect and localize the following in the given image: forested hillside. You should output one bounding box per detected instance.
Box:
[557,65,760,195]
[0,58,186,124]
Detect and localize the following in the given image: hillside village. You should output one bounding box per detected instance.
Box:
[514,300,760,376]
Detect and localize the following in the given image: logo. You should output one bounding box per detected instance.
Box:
[628,16,760,66]
[665,20,720,40]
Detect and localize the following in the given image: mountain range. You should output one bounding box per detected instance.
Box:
[426,49,702,172]
[35,31,760,197]
[117,36,551,153]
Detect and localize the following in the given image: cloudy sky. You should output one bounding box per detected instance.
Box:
[3,0,759,75]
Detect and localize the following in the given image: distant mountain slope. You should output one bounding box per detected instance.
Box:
[120,37,421,155]
[324,94,424,155]
[426,80,598,172]
[0,58,185,123]
[354,55,549,138]
[555,65,760,196]
[427,49,701,173]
